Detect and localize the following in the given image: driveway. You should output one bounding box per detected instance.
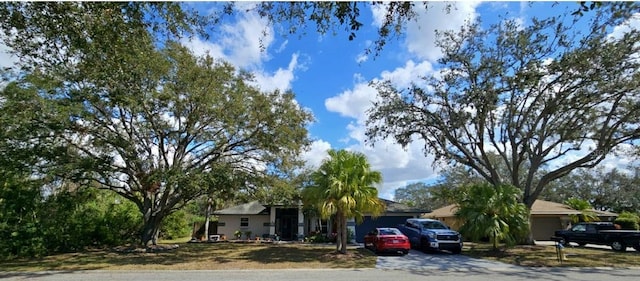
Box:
[376,249,523,272]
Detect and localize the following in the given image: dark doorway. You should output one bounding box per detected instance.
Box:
[276,208,299,240]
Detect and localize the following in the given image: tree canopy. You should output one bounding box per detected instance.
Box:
[0,1,315,246]
[366,5,640,211]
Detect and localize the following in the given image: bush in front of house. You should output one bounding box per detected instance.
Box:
[305,231,331,243]
[614,211,640,230]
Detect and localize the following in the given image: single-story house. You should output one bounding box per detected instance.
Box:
[213,199,427,243]
[423,199,619,241]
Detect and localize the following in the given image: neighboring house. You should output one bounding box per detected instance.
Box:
[423,199,619,241]
[353,199,427,243]
[214,199,427,243]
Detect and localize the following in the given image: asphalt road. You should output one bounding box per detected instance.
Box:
[2,248,639,281]
[2,267,640,281]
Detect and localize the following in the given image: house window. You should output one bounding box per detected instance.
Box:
[240,217,249,227]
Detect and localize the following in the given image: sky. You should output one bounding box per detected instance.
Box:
[1,1,638,200]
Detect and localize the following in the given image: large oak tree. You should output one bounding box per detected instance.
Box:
[366,5,640,233]
[0,2,312,245]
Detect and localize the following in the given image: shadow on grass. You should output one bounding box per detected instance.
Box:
[242,244,376,268]
[0,242,377,271]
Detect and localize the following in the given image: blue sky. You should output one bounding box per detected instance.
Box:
[176,1,577,200]
[1,1,637,200]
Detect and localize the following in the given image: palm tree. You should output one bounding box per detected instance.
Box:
[564,198,599,223]
[303,149,385,254]
[456,183,529,250]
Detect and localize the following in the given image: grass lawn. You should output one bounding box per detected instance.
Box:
[463,242,640,268]
[4,240,640,271]
[0,242,377,272]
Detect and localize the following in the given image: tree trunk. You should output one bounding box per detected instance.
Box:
[141,213,164,246]
[524,215,535,245]
[204,198,212,241]
[335,214,341,253]
[338,212,347,254]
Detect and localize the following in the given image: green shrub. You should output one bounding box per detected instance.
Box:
[0,175,47,259]
[160,210,191,240]
[614,211,640,230]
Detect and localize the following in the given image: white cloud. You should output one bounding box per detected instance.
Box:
[180,9,306,94]
[218,12,274,68]
[302,139,332,169]
[180,36,225,62]
[275,40,288,53]
[324,57,443,200]
[379,60,435,89]
[252,53,300,92]
[371,2,481,62]
[608,13,640,40]
[181,10,272,69]
[355,53,368,64]
[325,82,377,120]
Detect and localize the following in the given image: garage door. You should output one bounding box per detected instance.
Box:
[531,217,563,241]
[355,216,413,243]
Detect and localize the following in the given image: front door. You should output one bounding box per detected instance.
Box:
[276,208,298,240]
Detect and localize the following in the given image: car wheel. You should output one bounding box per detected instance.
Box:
[611,241,627,252]
[633,245,640,252]
[452,247,462,254]
[402,250,409,255]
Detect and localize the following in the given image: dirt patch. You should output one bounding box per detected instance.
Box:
[112,244,179,253]
[320,251,366,262]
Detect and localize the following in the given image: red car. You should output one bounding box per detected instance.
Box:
[364,227,411,255]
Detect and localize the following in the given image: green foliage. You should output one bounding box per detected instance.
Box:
[614,212,640,230]
[1,40,312,247]
[303,149,384,254]
[0,173,141,259]
[160,210,192,240]
[564,198,599,223]
[251,2,433,56]
[542,166,640,213]
[234,230,243,239]
[0,174,46,259]
[455,183,530,250]
[40,188,142,253]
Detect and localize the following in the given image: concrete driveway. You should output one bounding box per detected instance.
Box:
[376,249,523,272]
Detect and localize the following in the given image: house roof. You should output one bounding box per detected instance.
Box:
[593,209,618,217]
[213,198,425,215]
[530,200,584,215]
[213,201,267,215]
[380,199,428,213]
[424,199,586,218]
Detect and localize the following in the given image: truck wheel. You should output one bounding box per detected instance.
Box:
[558,238,569,247]
[452,247,462,254]
[420,237,433,253]
[410,237,419,249]
[611,241,627,252]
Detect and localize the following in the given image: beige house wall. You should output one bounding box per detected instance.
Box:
[216,214,271,240]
